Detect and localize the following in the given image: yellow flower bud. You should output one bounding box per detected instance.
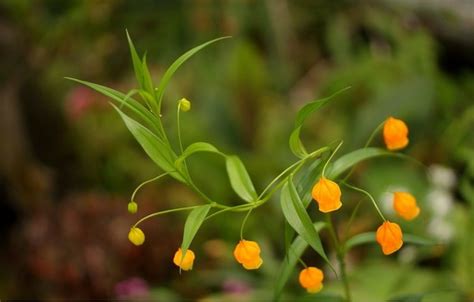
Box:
[128,201,138,214]
[393,192,420,220]
[312,177,342,213]
[376,221,403,255]
[299,267,324,293]
[383,116,409,151]
[179,98,191,112]
[128,227,145,246]
[173,248,195,271]
[233,240,263,270]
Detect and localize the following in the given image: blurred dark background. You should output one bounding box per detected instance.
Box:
[0,0,473,301]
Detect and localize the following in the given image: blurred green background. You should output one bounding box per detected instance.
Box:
[0,0,473,301]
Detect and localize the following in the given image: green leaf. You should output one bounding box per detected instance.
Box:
[138,89,156,110]
[126,30,146,89]
[343,232,374,251]
[289,127,308,158]
[280,177,329,263]
[155,36,231,113]
[289,87,350,158]
[65,78,162,135]
[141,53,155,95]
[225,155,258,202]
[297,159,324,208]
[175,142,223,172]
[286,158,324,250]
[294,87,351,128]
[404,234,440,246]
[274,222,326,300]
[327,147,393,179]
[126,31,157,112]
[111,104,185,182]
[180,205,211,266]
[275,160,325,300]
[344,232,439,252]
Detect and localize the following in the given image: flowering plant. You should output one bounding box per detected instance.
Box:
[67,33,432,301]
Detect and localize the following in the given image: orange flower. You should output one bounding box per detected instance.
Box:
[128,227,145,246]
[393,192,420,220]
[299,267,324,293]
[173,248,195,271]
[233,240,263,270]
[312,177,342,213]
[383,117,409,150]
[376,221,403,255]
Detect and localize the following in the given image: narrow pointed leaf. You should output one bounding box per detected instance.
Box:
[327,147,393,179]
[225,155,258,202]
[155,36,231,113]
[274,222,326,300]
[111,104,185,182]
[180,205,211,264]
[294,87,351,129]
[297,158,324,207]
[126,30,146,89]
[280,178,329,263]
[289,127,308,158]
[65,77,162,135]
[287,158,324,246]
[142,53,155,95]
[276,159,325,299]
[289,87,350,158]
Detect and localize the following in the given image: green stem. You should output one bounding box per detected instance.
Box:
[130,172,169,202]
[177,103,185,155]
[174,103,219,207]
[297,258,308,268]
[326,214,352,302]
[343,200,362,241]
[240,207,255,239]
[342,182,386,221]
[204,204,254,221]
[338,251,351,302]
[258,146,329,200]
[157,115,171,146]
[133,205,202,227]
[364,121,384,149]
[342,121,384,182]
[187,179,225,207]
[322,141,344,177]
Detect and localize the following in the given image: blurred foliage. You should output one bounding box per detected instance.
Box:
[0,0,473,300]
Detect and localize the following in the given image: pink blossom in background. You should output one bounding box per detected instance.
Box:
[222,278,251,294]
[115,277,150,299]
[65,86,97,120]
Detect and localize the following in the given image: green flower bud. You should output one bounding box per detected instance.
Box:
[179,98,191,112]
[128,201,138,214]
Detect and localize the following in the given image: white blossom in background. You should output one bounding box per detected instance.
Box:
[427,217,455,242]
[428,164,457,190]
[425,164,457,243]
[427,188,454,217]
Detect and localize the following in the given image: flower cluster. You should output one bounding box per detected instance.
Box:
[125,116,420,294]
[72,35,427,300]
[300,116,420,290]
